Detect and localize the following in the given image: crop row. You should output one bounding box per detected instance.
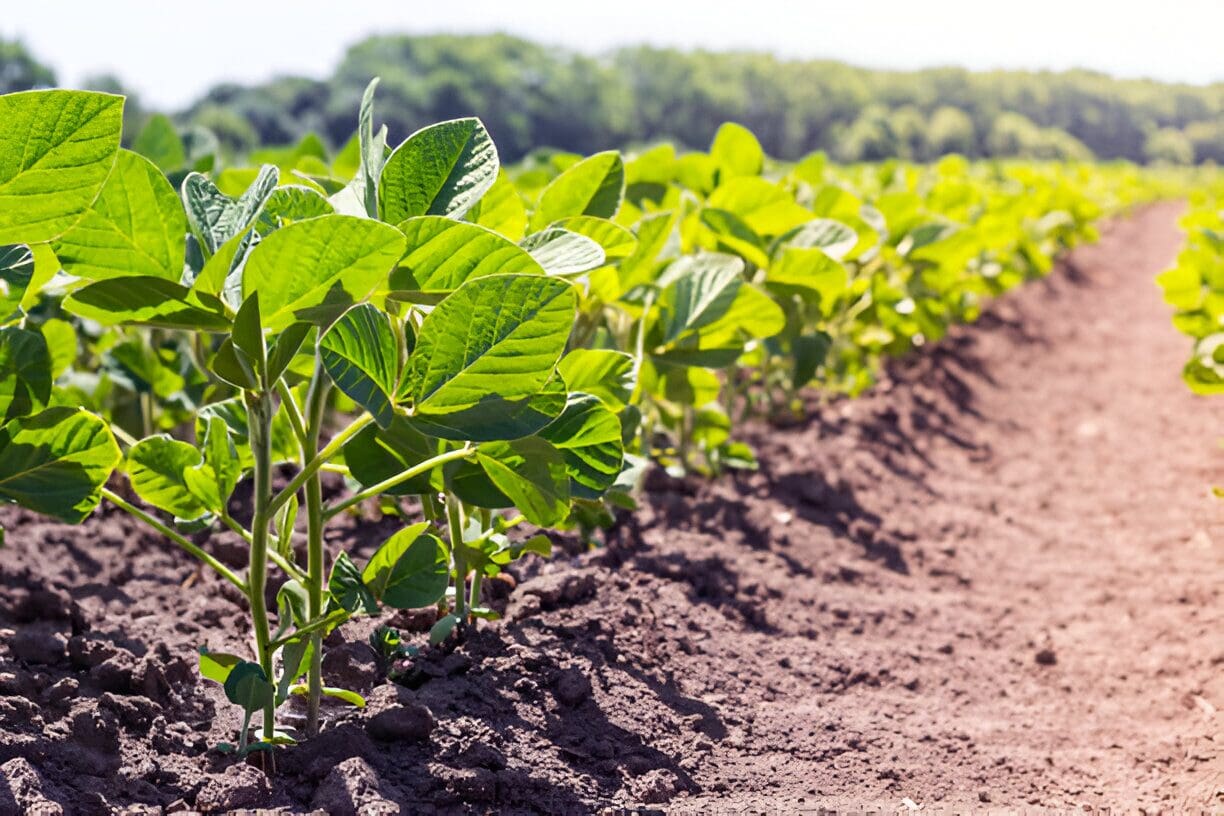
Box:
[0,82,1177,756]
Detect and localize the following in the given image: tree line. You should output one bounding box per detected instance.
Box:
[4,34,1222,164]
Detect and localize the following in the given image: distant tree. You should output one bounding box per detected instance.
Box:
[0,38,54,94]
[1144,128,1195,165]
[1185,120,1224,164]
[926,106,977,158]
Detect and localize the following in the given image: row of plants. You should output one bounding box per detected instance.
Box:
[0,84,1175,757]
[1157,180,1223,496]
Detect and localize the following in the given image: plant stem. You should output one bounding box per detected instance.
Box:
[101,488,247,592]
[267,413,375,515]
[322,446,474,521]
[243,389,277,747]
[268,609,347,651]
[301,355,330,737]
[275,380,309,454]
[446,494,467,625]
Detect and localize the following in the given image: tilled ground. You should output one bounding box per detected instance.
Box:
[0,202,1219,814]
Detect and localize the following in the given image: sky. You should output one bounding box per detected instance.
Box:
[3,0,1222,110]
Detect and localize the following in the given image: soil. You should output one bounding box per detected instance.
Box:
[0,202,1219,814]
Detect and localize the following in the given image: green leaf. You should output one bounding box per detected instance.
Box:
[198,648,243,685]
[767,248,848,316]
[699,208,769,269]
[0,326,51,422]
[539,394,624,499]
[470,170,527,241]
[530,151,624,230]
[182,164,278,255]
[39,319,76,380]
[549,216,638,259]
[772,219,858,261]
[223,661,274,715]
[429,613,459,645]
[406,374,565,442]
[256,185,333,233]
[707,178,812,236]
[126,435,216,520]
[358,77,386,218]
[473,437,570,527]
[710,122,764,179]
[556,349,636,410]
[328,551,379,615]
[403,275,575,414]
[53,150,186,281]
[0,244,34,323]
[659,254,744,344]
[389,216,544,295]
[241,214,405,331]
[198,416,239,509]
[64,276,230,330]
[344,418,443,497]
[0,407,120,523]
[520,229,606,276]
[290,684,366,708]
[0,90,124,244]
[133,114,186,173]
[362,523,449,609]
[320,304,399,429]
[379,117,498,223]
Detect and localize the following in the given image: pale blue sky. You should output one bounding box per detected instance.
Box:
[4,0,1221,109]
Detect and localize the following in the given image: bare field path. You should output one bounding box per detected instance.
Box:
[0,203,1218,814]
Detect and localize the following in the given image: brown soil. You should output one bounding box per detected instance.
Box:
[0,202,1219,814]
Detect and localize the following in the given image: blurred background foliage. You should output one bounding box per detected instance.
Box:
[4,33,1222,164]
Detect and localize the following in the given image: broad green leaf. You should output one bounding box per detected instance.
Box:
[465,437,570,527]
[198,648,243,684]
[290,684,365,708]
[223,661,274,715]
[191,229,258,307]
[0,407,120,523]
[471,170,527,241]
[707,178,812,236]
[539,394,624,499]
[182,164,277,255]
[557,349,636,410]
[242,215,405,331]
[406,374,565,442]
[39,319,76,380]
[768,248,848,316]
[132,114,186,173]
[389,217,544,295]
[328,551,379,615]
[344,417,443,497]
[22,245,60,312]
[520,229,606,276]
[362,523,449,609]
[54,149,186,281]
[403,275,575,414]
[550,216,638,259]
[699,208,769,268]
[256,185,333,233]
[772,219,858,261]
[710,122,764,179]
[196,398,300,470]
[659,254,744,344]
[0,245,34,323]
[320,304,399,429]
[530,152,624,230]
[0,90,124,245]
[0,326,51,422]
[379,118,498,223]
[793,331,832,387]
[64,276,230,330]
[127,435,217,520]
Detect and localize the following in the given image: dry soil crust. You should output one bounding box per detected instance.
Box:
[0,202,1219,814]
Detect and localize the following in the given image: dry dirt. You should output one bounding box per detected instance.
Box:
[0,202,1219,814]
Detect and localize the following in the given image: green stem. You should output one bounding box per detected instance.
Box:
[110,424,139,449]
[322,446,475,521]
[446,494,467,625]
[275,380,309,455]
[101,488,247,592]
[243,389,277,745]
[267,413,375,515]
[301,354,330,737]
[268,609,347,651]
